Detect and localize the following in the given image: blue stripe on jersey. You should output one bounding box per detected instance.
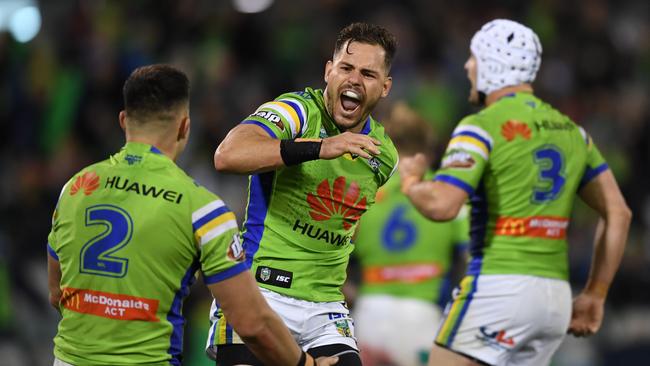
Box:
[434,175,475,196]
[226,322,234,343]
[361,117,371,135]
[281,99,305,134]
[241,120,277,139]
[579,163,608,189]
[468,181,488,262]
[166,260,199,365]
[451,131,493,152]
[192,205,231,232]
[203,262,248,284]
[150,146,163,154]
[242,172,275,268]
[47,242,59,260]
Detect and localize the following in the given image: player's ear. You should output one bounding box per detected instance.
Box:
[178,116,190,141]
[381,76,392,98]
[119,111,127,131]
[324,60,333,83]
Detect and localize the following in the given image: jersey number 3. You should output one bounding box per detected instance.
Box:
[80,205,133,277]
[532,145,566,203]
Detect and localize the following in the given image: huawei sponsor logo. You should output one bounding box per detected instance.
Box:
[306,176,367,230]
[70,171,100,196]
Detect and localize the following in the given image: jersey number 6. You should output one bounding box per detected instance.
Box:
[80,205,133,278]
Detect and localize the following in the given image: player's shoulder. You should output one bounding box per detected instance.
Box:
[370,117,398,160]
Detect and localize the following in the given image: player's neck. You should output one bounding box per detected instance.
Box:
[485,84,533,106]
[126,135,178,161]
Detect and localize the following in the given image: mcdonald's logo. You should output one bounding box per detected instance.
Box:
[498,218,526,235]
[495,216,569,239]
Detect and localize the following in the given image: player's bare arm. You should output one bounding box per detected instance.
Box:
[400,153,468,221]
[215,123,381,174]
[208,270,338,366]
[569,169,631,336]
[47,255,62,313]
[214,124,283,174]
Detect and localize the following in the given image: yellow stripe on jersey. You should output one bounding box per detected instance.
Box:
[448,136,490,160]
[194,212,237,246]
[260,101,302,137]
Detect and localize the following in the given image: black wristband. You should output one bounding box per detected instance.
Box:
[296,351,306,366]
[280,139,322,166]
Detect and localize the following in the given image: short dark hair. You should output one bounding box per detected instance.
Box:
[334,22,397,72]
[123,64,189,122]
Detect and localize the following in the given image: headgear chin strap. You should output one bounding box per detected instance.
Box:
[470,19,542,95]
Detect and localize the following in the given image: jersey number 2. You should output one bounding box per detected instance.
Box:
[80,205,133,277]
[532,145,566,203]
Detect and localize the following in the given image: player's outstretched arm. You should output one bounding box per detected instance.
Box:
[207,270,339,366]
[214,124,284,174]
[570,169,632,337]
[400,153,468,221]
[47,255,62,313]
[215,124,381,174]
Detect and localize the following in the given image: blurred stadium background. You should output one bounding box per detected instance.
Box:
[0,0,648,365]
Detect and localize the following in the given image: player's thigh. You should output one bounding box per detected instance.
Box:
[428,343,488,366]
[309,344,361,366]
[354,294,441,366]
[434,275,570,366]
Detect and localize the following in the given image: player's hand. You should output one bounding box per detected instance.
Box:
[399,153,428,194]
[567,292,605,337]
[315,356,339,365]
[319,132,381,160]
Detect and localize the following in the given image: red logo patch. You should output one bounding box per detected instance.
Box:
[70,172,100,196]
[307,177,367,230]
[61,287,159,322]
[501,120,531,141]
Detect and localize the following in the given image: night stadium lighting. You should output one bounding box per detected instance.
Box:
[0,0,41,43]
[232,0,274,13]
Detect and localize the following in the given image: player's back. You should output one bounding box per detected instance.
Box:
[445,92,606,280]
[353,171,468,304]
[48,142,231,365]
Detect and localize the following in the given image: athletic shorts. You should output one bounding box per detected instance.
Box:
[435,274,571,366]
[53,358,73,366]
[206,287,357,358]
[353,294,442,366]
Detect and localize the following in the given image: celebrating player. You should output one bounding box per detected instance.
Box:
[400,19,631,365]
[47,65,337,366]
[349,102,469,366]
[207,23,399,365]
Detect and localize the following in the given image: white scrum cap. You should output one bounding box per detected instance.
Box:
[470,19,542,95]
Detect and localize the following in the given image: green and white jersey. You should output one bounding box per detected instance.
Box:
[240,87,398,302]
[353,171,469,304]
[47,142,246,366]
[435,92,607,280]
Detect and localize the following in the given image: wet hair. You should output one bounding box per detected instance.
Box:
[123,64,189,122]
[334,22,397,72]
